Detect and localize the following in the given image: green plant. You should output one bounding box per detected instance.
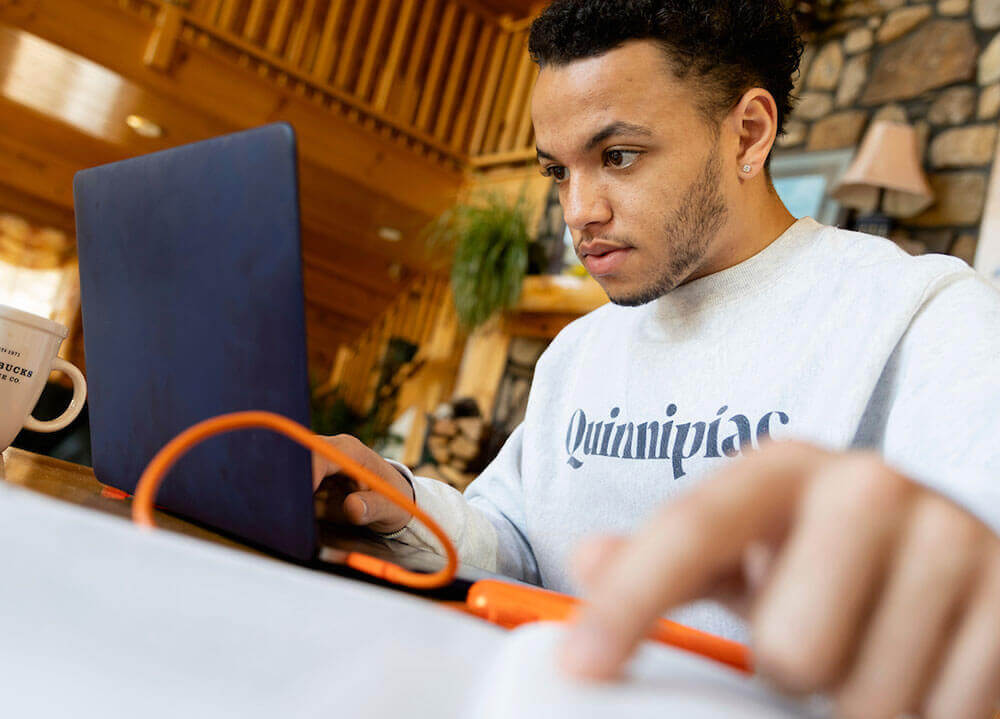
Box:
[310,382,398,448]
[428,192,531,330]
[309,339,415,449]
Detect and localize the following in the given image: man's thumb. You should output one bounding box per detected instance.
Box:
[343,491,409,533]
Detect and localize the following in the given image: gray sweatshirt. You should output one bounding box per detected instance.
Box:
[391,217,1000,638]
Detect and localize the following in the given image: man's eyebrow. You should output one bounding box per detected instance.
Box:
[536,122,653,164]
[585,122,653,151]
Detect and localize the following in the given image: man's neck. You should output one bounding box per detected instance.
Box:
[689,193,796,283]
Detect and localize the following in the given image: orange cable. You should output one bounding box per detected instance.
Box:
[131,411,458,590]
[133,411,753,673]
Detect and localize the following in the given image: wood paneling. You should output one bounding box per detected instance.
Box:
[471,0,540,15]
[0,0,549,381]
[0,185,76,236]
[0,2,464,218]
[162,0,538,166]
[0,16,458,371]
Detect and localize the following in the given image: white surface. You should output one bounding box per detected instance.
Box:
[472,624,826,719]
[0,483,499,718]
[0,484,817,717]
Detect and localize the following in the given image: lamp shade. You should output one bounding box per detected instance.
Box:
[831,121,934,215]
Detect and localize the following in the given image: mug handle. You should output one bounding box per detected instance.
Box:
[23,358,88,433]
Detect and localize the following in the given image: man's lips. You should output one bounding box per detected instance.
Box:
[578,240,631,258]
[581,246,633,276]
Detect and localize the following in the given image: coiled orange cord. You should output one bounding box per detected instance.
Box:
[131,411,458,590]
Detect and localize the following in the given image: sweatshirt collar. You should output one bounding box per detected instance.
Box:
[647,216,826,322]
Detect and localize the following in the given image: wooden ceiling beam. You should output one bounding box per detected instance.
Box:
[0,182,76,234]
[0,0,464,221]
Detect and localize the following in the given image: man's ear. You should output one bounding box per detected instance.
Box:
[730,88,779,181]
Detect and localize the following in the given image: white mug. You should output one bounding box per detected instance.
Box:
[0,304,87,453]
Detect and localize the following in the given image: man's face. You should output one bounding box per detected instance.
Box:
[532,40,734,306]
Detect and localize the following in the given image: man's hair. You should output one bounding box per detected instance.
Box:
[528,0,803,138]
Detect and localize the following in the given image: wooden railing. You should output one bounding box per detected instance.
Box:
[133,0,539,169]
[120,0,544,412]
[326,272,454,412]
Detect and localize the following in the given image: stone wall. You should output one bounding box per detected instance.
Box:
[775,0,1000,262]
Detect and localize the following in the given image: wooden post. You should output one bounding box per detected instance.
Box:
[451,22,494,151]
[285,0,319,66]
[414,1,460,131]
[433,11,477,140]
[399,0,439,124]
[216,0,239,31]
[266,0,296,56]
[372,0,418,111]
[452,319,511,419]
[355,0,395,101]
[334,0,370,89]
[498,34,534,152]
[144,3,184,71]
[311,0,347,82]
[243,0,269,42]
[514,69,538,150]
[468,21,511,155]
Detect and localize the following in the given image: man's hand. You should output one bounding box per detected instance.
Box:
[312,434,413,534]
[562,441,1000,719]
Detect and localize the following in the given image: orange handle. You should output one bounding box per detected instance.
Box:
[132,411,458,590]
[467,580,753,674]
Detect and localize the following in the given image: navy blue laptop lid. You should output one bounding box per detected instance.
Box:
[74,123,316,560]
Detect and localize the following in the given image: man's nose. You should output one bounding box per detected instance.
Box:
[562,175,612,232]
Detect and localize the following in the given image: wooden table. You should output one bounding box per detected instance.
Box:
[0,446,258,553]
[0,446,463,582]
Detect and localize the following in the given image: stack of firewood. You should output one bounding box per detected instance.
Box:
[412,399,491,492]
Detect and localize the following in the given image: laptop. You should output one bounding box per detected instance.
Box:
[74,123,492,593]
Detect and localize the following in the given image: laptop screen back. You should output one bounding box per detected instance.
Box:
[74,123,316,560]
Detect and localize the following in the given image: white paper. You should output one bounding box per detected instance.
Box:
[0,483,823,718]
[470,623,828,719]
[0,482,500,718]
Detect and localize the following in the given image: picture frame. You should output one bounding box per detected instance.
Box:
[769,148,854,227]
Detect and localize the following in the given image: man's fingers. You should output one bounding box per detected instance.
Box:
[561,441,821,679]
[312,455,341,491]
[922,546,1000,719]
[343,490,410,534]
[571,535,627,591]
[703,542,778,620]
[834,496,981,718]
[311,434,377,491]
[312,433,414,528]
[752,454,911,693]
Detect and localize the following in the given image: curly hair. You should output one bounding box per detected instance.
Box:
[528,0,803,137]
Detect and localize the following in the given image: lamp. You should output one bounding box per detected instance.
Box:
[830,121,934,237]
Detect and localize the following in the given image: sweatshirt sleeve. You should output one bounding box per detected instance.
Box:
[861,269,1000,537]
[383,424,541,583]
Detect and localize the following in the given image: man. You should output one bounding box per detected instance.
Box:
[315,1,1000,716]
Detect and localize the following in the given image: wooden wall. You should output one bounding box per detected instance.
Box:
[0,0,544,375]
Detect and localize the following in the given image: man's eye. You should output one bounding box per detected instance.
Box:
[605,150,641,169]
[542,166,568,183]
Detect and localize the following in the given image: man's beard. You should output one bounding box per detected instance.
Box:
[607,146,728,307]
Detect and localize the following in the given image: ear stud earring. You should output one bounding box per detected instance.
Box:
[742,164,752,173]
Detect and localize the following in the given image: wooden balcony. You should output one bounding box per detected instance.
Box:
[168,0,541,164]
[0,0,549,372]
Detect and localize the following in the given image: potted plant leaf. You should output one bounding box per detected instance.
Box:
[428,192,532,330]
